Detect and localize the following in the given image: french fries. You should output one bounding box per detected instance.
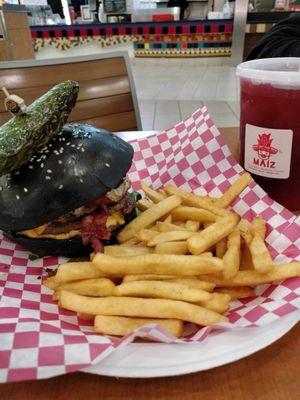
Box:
[117,195,182,243]
[92,253,225,276]
[58,291,228,325]
[122,275,215,292]
[156,221,188,233]
[215,287,254,299]
[171,206,216,223]
[54,262,105,284]
[114,280,212,302]
[136,199,153,211]
[46,178,300,341]
[185,220,200,232]
[135,229,159,243]
[78,313,94,320]
[200,262,300,287]
[197,293,231,314]
[215,173,251,208]
[166,278,215,292]
[164,185,227,217]
[119,237,141,247]
[53,278,115,297]
[44,276,60,290]
[154,241,188,255]
[249,234,273,274]
[122,274,188,282]
[223,229,240,280]
[94,316,183,337]
[252,216,266,240]
[148,231,194,247]
[188,213,239,255]
[104,245,152,257]
[141,182,166,203]
[215,238,227,259]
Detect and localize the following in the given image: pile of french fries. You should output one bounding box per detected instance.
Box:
[44,173,300,338]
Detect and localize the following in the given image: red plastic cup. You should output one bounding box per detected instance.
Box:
[236,58,300,211]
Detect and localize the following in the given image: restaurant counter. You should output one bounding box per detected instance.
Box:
[31,19,233,58]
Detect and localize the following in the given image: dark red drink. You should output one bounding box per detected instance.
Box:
[237,59,300,211]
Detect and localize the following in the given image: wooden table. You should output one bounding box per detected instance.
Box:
[1,127,299,399]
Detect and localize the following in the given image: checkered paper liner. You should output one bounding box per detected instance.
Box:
[0,107,299,383]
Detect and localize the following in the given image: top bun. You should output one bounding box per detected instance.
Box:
[0,124,133,231]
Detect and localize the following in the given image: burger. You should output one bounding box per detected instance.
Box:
[0,124,138,258]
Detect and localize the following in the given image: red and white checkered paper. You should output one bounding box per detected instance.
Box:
[0,107,299,382]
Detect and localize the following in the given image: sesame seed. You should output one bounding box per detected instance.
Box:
[105,163,110,167]
[58,184,63,189]
[71,144,75,148]
[40,163,44,168]
[79,178,84,183]
[16,195,20,200]
[66,142,70,146]
[81,148,85,152]
[58,160,63,164]
[29,165,33,169]
[15,171,20,175]
[0,186,2,191]
[23,188,28,192]
[45,176,51,180]
[47,169,52,174]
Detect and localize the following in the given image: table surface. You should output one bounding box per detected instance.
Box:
[1,127,299,399]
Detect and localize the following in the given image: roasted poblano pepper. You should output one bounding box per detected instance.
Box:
[0,80,79,176]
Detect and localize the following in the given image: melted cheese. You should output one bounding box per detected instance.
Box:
[21,224,49,238]
[21,229,81,240]
[106,212,125,228]
[21,212,125,240]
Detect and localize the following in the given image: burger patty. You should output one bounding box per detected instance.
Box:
[20,183,137,252]
[43,220,82,235]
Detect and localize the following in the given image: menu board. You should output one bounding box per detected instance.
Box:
[103,0,127,13]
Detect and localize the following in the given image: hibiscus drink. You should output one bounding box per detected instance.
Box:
[237,58,300,211]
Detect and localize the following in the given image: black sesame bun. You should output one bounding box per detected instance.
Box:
[0,124,134,257]
[4,232,92,258]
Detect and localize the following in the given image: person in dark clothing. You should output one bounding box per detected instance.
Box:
[247,13,300,60]
[167,0,188,20]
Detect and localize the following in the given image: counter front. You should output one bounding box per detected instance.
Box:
[31,20,233,58]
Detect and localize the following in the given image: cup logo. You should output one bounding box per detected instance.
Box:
[252,133,278,161]
[245,124,293,179]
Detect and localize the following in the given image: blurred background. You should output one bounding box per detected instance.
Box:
[0,0,299,130]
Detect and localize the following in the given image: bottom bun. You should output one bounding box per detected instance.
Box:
[4,231,93,258]
[4,209,138,258]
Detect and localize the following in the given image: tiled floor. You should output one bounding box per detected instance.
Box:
[131,58,240,131]
[36,44,239,131]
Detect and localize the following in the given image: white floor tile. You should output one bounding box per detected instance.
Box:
[156,79,188,100]
[154,100,181,131]
[226,101,240,118]
[141,116,155,130]
[179,101,203,119]
[138,99,156,130]
[209,112,239,128]
[203,101,233,114]
[193,77,219,100]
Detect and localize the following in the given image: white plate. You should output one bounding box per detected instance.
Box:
[85,131,299,378]
[84,311,300,378]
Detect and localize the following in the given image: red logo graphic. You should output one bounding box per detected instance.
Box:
[252,133,278,160]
